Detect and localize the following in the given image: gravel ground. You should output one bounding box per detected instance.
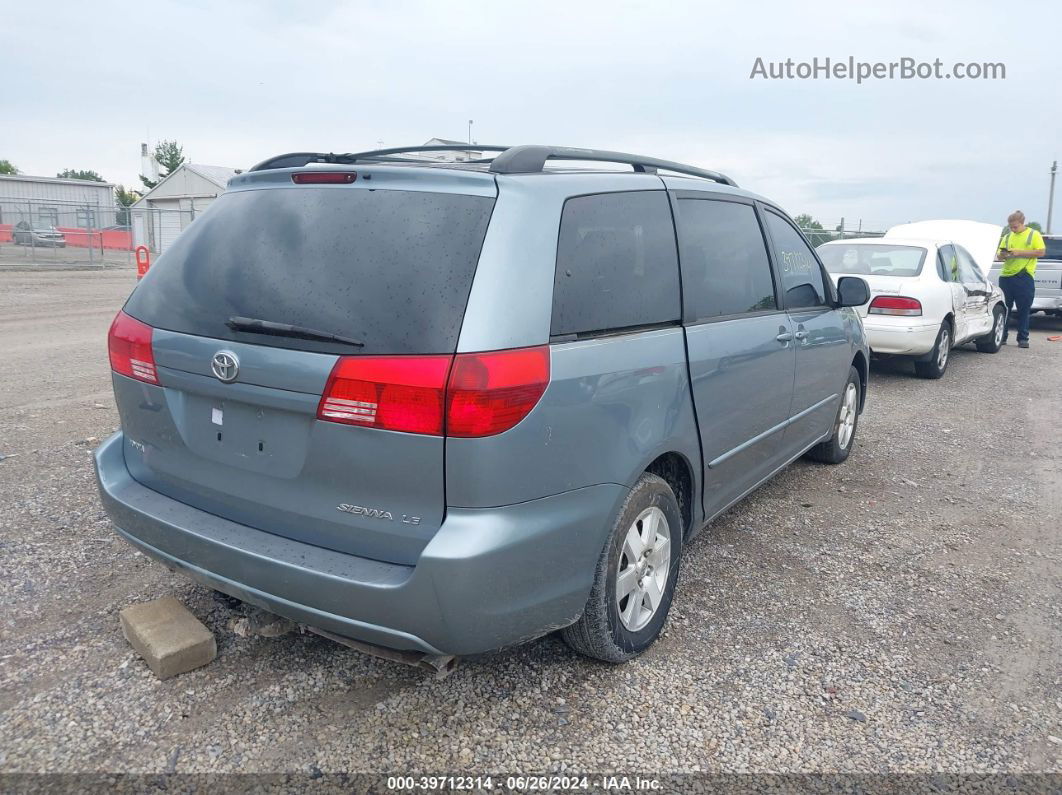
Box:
[1,269,1060,776]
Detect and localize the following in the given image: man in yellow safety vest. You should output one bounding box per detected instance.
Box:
[996,210,1046,348]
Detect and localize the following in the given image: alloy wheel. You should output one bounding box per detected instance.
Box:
[615,507,671,632]
[937,328,950,370]
[837,381,858,450]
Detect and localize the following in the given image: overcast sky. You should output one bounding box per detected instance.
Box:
[3,0,1058,230]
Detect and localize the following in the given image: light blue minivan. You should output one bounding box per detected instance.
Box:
[95,145,870,663]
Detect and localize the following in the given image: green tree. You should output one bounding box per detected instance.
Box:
[140,139,185,189]
[794,213,834,247]
[0,159,18,175]
[1028,221,1043,232]
[114,184,140,225]
[57,168,105,182]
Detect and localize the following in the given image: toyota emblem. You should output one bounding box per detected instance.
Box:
[211,351,240,383]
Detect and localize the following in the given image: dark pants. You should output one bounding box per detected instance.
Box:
[999,270,1035,343]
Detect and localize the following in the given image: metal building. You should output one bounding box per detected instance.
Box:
[0,174,117,231]
[130,163,237,254]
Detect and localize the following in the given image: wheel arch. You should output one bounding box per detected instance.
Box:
[642,451,695,539]
[851,350,868,413]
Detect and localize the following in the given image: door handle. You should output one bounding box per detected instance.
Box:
[794,330,808,341]
[776,332,794,342]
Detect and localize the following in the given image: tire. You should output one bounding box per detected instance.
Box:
[561,473,683,663]
[805,365,861,465]
[975,305,1005,353]
[914,322,951,379]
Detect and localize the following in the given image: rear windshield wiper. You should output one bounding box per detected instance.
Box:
[226,316,364,347]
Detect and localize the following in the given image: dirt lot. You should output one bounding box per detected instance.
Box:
[1,269,1060,777]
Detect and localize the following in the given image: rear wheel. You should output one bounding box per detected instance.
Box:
[975,305,1005,353]
[806,366,861,464]
[561,473,682,663]
[914,322,951,379]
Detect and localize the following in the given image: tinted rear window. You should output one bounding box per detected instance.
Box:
[124,187,495,355]
[551,191,680,336]
[1045,237,1062,260]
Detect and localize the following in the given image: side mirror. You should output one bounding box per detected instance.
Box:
[836,276,870,308]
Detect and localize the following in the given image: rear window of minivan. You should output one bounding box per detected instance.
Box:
[124,187,495,355]
[551,191,680,337]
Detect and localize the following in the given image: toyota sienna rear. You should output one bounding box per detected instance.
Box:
[96,145,870,663]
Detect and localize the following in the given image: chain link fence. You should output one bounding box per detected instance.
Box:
[1,193,887,269]
[797,219,887,249]
[0,195,193,268]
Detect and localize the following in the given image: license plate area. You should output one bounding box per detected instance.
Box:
[180,394,311,477]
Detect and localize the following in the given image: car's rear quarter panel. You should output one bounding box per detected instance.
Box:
[446,329,700,508]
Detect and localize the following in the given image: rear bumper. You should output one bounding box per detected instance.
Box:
[1031,293,1062,311]
[94,432,626,656]
[862,320,940,356]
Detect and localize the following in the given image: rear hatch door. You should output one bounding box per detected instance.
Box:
[116,167,496,565]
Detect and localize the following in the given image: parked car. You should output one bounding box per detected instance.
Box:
[12,220,66,247]
[817,220,1006,379]
[95,144,870,664]
[987,233,1062,317]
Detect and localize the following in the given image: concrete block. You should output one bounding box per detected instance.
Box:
[119,596,217,680]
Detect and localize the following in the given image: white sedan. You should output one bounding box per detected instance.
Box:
[817,220,1006,379]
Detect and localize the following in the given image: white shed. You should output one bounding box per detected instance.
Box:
[130,163,237,254]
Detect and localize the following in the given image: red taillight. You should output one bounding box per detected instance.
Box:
[868,296,922,316]
[108,311,158,384]
[446,346,550,437]
[317,346,550,437]
[318,355,451,434]
[291,172,357,184]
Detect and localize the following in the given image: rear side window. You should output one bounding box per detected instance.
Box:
[551,191,680,336]
[1045,237,1062,260]
[935,246,950,281]
[938,244,959,282]
[764,210,829,310]
[675,199,777,321]
[123,187,495,355]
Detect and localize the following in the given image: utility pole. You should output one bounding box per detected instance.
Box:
[1047,160,1057,234]
[467,119,473,161]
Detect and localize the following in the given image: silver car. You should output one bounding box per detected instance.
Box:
[95,144,871,663]
[13,221,66,247]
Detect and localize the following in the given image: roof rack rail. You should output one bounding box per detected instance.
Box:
[342,144,512,162]
[248,145,511,173]
[248,145,736,186]
[248,152,357,172]
[488,145,737,186]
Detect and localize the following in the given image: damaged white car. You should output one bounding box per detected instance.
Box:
[817,220,1006,379]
